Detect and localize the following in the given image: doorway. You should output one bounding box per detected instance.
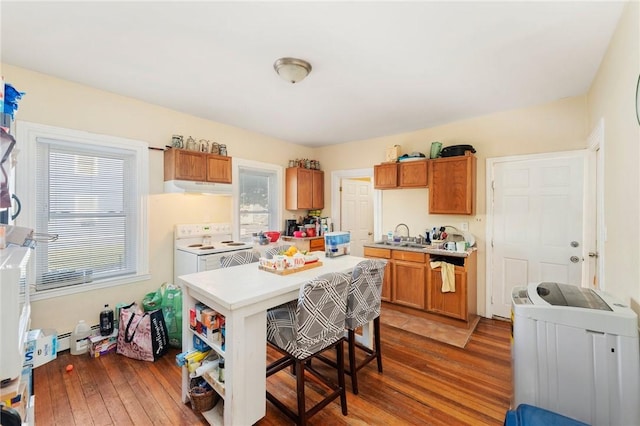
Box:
[330,168,381,257]
[486,150,587,319]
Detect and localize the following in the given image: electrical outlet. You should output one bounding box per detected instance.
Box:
[460,222,469,231]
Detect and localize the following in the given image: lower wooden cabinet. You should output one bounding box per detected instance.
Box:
[365,246,477,323]
[426,252,477,321]
[391,251,426,309]
[363,247,392,302]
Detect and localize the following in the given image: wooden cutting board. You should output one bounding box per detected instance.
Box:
[258,261,322,275]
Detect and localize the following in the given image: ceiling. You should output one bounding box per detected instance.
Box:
[1,1,625,147]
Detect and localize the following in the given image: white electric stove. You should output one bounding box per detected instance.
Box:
[174,223,253,283]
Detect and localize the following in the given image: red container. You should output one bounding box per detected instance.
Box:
[263,231,281,242]
[306,228,316,237]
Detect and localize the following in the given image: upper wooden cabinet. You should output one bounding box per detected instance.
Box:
[164,148,232,184]
[428,154,476,215]
[206,155,232,183]
[374,160,428,189]
[398,160,428,187]
[374,163,398,188]
[286,167,324,210]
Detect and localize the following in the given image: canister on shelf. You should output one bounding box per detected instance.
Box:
[219,144,227,156]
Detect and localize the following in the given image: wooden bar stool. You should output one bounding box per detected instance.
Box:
[265,272,350,425]
[345,259,387,394]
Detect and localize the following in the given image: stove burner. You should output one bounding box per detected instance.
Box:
[220,240,233,244]
[226,242,247,246]
[188,244,203,248]
[200,246,215,250]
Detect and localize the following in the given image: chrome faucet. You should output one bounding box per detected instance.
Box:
[394,223,410,239]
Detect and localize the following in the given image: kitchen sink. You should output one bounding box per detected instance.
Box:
[374,241,430,249]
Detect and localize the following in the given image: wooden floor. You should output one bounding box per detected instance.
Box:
[34,318,512,425]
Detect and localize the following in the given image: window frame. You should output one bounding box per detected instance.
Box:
[232,158,283,241]
[16,121,149,301]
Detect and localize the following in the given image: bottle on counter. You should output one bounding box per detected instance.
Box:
[100,304,114,336]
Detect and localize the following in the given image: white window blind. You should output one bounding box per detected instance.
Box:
[16,121,149,297]
[238,165,279,241]
[35,139,138,291]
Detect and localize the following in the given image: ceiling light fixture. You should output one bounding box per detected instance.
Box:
[273,57,312,84]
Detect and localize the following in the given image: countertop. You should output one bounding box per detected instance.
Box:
[281,235,324,241]
[363,241,476,258]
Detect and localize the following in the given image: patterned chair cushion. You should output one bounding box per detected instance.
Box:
[264,245,292,259]
[267,272,350,360]
[346,259,388,329]
[220,250,259,268]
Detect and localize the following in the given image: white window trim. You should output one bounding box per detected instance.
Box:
[232,158,283,241]
[15,121,149,301]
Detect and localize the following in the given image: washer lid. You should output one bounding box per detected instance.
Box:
[536,282,612,311]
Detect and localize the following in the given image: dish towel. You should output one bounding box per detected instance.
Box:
[430,261,455,292]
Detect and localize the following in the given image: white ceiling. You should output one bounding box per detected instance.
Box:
[1,1,625,147]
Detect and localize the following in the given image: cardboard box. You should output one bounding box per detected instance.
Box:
[23,329,57,368]
[88,329,118,358]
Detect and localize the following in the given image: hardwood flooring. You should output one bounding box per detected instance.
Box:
[34,318,512,425]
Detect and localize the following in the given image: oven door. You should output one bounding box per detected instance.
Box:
[198,253,226,272]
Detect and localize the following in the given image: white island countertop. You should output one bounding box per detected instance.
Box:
[178,252,365,312]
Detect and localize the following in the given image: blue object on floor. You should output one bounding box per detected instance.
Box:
[504,404,590,426]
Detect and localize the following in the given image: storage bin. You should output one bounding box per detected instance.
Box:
[504,404,589,426]
[324,232,350,257]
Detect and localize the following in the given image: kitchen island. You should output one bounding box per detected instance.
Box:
[178,252,366,425]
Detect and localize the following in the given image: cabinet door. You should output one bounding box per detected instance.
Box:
[166,149,207,181]
[286,168,313,210]
[392,260,425,309]
[398,160,428,187]
[381,261,392,302]
[309,238,325,252]
[206,154,232,183]
[312,170,324,209]
[363,247,392,302]
[374,163,398,189]
[427,266,467,320]
[428,155,476,215]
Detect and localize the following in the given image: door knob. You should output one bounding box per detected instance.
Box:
[368,232,373,236]
[570,256,580,263]
[570,241,579,248]
[588,252,599,258]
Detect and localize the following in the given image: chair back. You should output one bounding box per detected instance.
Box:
[220,250,259,268]
[264,245,292,259]
[346,259,388,329]
[274,272,350,359]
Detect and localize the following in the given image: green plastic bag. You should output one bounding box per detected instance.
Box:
[142,291,162,312]
[142,283,182,348]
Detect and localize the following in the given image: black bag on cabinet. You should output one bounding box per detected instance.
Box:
[440,144,476,157]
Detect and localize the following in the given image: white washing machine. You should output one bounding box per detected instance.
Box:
[511,282,639,426]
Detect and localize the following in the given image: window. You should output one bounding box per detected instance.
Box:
[233,159,282,242]
[16,122,149,297]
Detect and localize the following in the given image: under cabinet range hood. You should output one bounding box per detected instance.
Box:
[164,179,232,195]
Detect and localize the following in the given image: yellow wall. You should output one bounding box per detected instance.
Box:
[2,64,313,334]
[3,0,637,333]
[586,1,640,310]
[318,96,589,316]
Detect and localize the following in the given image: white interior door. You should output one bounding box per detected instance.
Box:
[340,178,373,257]
[489,152,585,318]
